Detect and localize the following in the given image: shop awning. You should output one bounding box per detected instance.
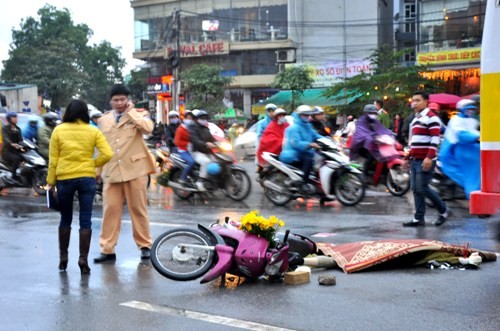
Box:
[251,88,361,114]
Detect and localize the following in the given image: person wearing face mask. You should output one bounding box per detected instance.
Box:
[256,108,289,179]
[165,110,181,152]
[438,99,480,199]
[310,106,331,136]
[279,105,322,192]
[189,110,217,191]
[174,110,196,187]
[349,104,397,177]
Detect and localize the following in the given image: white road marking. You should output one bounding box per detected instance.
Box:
[120,300,295,331]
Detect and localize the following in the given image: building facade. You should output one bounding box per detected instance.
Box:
[131,0,393,118]
[395,0,485,95]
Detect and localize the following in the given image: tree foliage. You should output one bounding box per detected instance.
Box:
[126,69,149,102]
[272,66,314,112]
[1,5,125,109]
[324,45,444,117]
[182,64,233,114]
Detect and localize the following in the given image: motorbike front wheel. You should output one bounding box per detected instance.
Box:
[223,169,251,201]
[333,172,365,206]
[386,167,410,196]
[32,168,48,195]
[263,172,292,206]
[170,170,193,200]
[151,228,215,281]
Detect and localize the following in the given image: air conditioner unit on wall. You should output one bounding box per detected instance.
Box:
[276,49,296,63]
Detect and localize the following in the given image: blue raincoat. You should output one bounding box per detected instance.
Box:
[438,114,480,199]
[280,112,322,164]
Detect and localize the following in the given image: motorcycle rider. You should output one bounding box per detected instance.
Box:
[89,109,103,128]
[256,108,289,179]
[350,104,397,174]
[189,110,217,191]
[255,103,277,175]
[37,112,59,161]
[438,99,480,199]
[165,110,181,152]
[1,112,24,183]
[279,105,322,192]
[310,106,331,136]
[174,110,196,187]
[256,103,277,142]
[23,116,39,143]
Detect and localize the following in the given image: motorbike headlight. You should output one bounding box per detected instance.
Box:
[218,142,233,151]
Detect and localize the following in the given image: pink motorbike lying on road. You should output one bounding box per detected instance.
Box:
[151,218,316,283]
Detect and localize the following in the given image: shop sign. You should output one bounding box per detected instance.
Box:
[288,60,373,88]
[146,76,163,95]
[417,48,481,65]
[166,41,229,58]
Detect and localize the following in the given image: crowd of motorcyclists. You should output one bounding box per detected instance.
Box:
[0,92,481,213]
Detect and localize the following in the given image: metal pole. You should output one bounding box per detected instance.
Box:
[173,9,181,112]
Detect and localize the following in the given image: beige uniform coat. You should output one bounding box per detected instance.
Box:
[100,108,156,182]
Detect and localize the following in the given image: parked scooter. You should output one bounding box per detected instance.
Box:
[362,135,410,196]
[0,139,47,194]
[261,137,365,206]
[167,141,252,201]
[151,217,318,283]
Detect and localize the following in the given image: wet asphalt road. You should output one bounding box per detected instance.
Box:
[0,160,499,331]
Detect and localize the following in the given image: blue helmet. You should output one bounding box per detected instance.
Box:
[207,162,221,176]
[6,111,17,122]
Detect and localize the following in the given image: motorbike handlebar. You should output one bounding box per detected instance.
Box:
[282,229,290,244]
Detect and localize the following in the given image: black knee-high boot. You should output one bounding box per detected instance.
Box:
[78,229,92,275]
[58,227,71,271]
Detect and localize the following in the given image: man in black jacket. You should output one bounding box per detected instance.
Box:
[310,106,330,136]
[1,112,24,182]
[189,110,216,191]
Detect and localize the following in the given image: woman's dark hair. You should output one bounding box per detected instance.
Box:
[62,99,90,123]
[109,84,131,99]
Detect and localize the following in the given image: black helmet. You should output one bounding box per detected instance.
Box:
[43,112,59,127]
[6,111,17,122]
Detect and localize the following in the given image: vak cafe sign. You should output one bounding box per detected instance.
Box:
[166,41,229,58]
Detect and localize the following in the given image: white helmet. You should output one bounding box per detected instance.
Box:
[455,99,476,111]
[89,109,103,118]
[265,103,277,112]
[295,105,314,115]
[312,106,325,115]
[191,109,200,118]
[168,110,179,118]
[273,108,287,117]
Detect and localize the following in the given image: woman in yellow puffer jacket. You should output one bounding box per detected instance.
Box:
[47,99,113,275]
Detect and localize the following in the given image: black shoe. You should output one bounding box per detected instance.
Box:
[403,219,425,227]
[434,208,450,226]
[140,248,151,259]
[93,253,116,263]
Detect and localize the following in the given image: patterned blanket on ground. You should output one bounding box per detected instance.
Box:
[317,239,497,273]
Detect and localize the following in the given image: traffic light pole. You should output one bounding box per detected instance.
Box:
[173,9,181,112]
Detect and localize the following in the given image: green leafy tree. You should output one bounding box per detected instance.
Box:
[324,45,444,117]
[182,64,233,114]
[79,41,125,110]
[126,69,149,102]
[1,5,125,109]
[272,66,314,112]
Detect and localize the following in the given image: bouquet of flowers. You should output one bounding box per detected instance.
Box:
[239,210,285,248]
